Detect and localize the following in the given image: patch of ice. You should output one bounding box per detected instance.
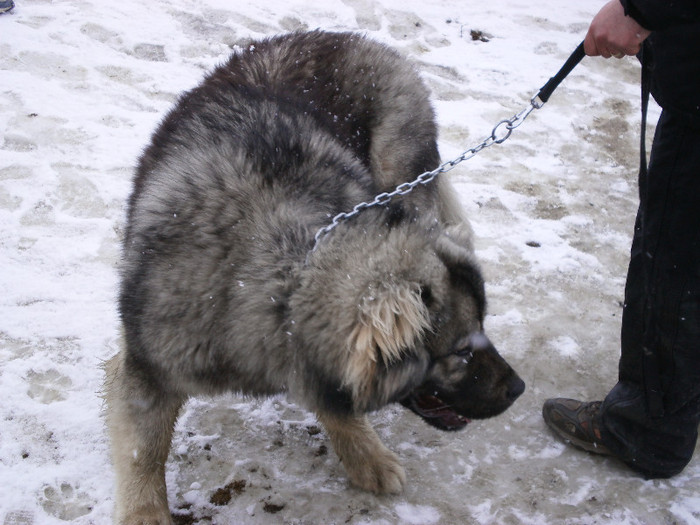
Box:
[394,503,441,524]
[670,497,700,524]
[549,335,580,357]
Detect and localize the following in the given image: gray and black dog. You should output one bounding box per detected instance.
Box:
[105,30,524,524]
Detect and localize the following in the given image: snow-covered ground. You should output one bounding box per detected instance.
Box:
[1,0,698,523]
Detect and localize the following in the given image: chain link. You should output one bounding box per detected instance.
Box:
[311,93,544,251]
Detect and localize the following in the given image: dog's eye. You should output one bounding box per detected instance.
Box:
[451,336,473,360]
[454,346,473,360]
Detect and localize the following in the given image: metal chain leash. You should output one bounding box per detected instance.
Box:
[310,42,586,253]
[311,94,543,251]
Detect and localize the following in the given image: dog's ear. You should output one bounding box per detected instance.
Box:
[344,281,430,402]
[435,232,486,319]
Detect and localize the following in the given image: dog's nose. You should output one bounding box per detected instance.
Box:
[506,376,525,401]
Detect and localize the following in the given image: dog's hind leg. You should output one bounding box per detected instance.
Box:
[105,352,183,525]
[316,411,406,494]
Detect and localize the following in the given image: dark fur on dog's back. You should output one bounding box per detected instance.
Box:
[128,31,439,227]
[107,31,523,525]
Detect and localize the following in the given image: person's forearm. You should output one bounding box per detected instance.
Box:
[621,0,700,30]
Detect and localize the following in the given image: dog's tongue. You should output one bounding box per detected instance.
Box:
[412,393,470,431]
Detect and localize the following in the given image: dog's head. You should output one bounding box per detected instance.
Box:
[395,231,525,430]
[297,217,524,430]
[399,332,525,430]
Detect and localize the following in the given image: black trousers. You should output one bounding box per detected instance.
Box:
[600,110,700,478]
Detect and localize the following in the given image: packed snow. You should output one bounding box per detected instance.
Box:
[1,0,698,523]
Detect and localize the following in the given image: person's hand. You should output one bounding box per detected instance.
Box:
[584,0,651,59]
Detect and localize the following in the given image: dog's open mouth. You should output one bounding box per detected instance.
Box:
[401,392,470,431]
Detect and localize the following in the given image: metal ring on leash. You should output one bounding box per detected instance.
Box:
[491,120,514,144]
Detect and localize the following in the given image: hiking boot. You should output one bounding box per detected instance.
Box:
[0,0,14,14]
[542,398,612,455]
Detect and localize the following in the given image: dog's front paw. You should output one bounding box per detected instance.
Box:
[117,507,173,525]
[318,412,407,494]
[343,443,406,494]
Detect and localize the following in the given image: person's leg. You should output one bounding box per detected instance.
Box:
[599,110,700,477]
[544,111,700,478]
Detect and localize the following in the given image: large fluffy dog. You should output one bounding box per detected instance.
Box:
[105,30,524,524]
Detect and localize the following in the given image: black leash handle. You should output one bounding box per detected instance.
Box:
[535,41,586,104]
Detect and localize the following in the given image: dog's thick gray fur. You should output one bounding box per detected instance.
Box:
[105,30,524,524]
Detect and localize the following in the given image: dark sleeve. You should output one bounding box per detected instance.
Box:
[620,0,700,30]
